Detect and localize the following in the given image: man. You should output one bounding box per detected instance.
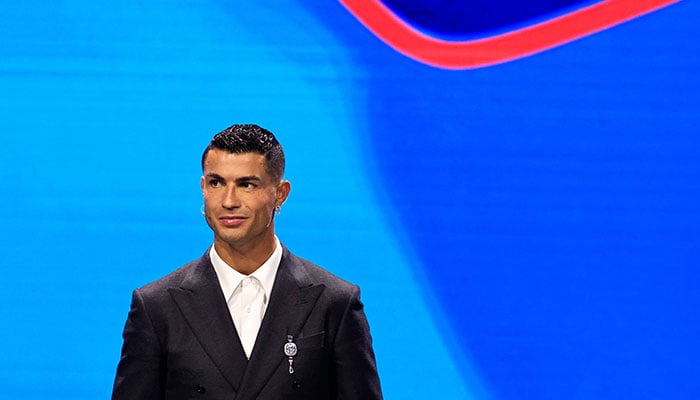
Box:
[112,124,382,399]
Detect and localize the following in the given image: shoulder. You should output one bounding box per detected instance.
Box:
[283,249,360,298]
[134,253,210,299]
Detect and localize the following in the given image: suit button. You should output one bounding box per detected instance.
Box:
[194,384,206,394]
[292,380,301,390]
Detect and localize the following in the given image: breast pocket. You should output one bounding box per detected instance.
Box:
[290,331,329,376]
[296,331,325,351]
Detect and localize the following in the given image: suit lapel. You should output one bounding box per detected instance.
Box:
[168,254,248,393]
[235,249,325,400]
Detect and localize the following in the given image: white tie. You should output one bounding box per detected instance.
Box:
[231,277,266,359]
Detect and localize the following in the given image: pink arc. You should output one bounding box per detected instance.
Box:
[340,0,680,69]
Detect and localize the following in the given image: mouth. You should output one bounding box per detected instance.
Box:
[218,215,246,228]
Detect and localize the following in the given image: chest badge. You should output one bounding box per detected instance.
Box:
[284,335,298,374]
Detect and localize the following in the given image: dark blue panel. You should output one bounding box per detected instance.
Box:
[381,0,597,37]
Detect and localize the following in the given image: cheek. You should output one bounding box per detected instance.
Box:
[202,192,218,208]
[253,199,274,214]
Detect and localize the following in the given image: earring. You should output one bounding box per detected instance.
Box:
[200,205,206,215]
[274,206,281,216]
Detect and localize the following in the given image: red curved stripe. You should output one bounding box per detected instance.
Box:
[340,0,679,69]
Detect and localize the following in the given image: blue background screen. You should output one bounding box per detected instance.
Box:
[2,1,698,399]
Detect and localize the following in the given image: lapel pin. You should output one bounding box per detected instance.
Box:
[284,335,298,374]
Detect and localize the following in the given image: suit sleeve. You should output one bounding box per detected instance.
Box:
[112,289,165,400]
[333,285,383,400]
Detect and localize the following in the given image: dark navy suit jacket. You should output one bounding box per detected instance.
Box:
[112,247,382,399]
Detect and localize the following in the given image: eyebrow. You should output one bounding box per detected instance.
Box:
[235,176,262,184]
[204,173,225,180]
[204,173,262,183]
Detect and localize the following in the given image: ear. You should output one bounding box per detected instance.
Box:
[276,180,291,206]
[200,176,206,195]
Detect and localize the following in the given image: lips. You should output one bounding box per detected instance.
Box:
[218,215,246,228]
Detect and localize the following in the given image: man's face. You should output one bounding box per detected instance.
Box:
[201,149,290,253]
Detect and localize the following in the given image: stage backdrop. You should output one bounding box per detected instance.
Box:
[2,1,698,399]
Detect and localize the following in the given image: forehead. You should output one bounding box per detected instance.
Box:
[203,149,269,177]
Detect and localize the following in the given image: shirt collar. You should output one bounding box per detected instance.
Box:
[209,236,282,304]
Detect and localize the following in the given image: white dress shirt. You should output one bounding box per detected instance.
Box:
[209,237,282,358]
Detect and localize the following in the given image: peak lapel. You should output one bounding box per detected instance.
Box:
[168,255,248,393]
[235,251,325,400]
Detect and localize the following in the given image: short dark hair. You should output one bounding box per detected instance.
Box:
[201,124,285,181]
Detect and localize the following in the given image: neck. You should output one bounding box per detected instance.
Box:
[214,233,277,275]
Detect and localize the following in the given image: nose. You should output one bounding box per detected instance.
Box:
[222,187,241,209]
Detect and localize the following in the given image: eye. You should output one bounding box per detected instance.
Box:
[208,178,222,187]
[241,182,257,190]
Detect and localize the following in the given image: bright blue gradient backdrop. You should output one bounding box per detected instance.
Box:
[2,1,698,399]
